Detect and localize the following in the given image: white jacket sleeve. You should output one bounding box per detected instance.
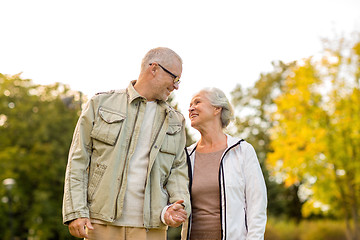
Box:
[243,144,267,239]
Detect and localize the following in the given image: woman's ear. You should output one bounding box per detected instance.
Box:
[214,107,222,116]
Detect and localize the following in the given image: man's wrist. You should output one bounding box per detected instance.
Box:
[161,204,172,225]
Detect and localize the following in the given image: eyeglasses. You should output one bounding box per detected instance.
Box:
[150,63,181,86]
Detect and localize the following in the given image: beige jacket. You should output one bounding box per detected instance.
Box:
[62,81,190,229]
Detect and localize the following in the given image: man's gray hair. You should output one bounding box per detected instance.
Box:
[140,47,182,73]
[199,88,234,128]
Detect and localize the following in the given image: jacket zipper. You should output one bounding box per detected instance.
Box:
[218,139,244,240]
[148,109,168,165]
[185,147,195,240]
[114,101,141,220]
[144,110,167,228]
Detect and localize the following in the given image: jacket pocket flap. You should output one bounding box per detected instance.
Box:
[99,107,125,123]
[166,124,181,135]
[159,148,176,155]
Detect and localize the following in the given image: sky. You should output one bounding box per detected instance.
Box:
[1,0,360,137]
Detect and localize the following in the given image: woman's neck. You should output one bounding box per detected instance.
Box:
[196,130,227,153]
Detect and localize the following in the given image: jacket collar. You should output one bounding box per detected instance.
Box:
[127,80,169,110]
[187,133,242,156]
[127,80,146,103]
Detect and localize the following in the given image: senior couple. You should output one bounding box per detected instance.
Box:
[62,47,267,240]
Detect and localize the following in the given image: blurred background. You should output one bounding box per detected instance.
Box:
[1,0,360,239]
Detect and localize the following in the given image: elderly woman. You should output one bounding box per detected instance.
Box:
[182,88,267,240]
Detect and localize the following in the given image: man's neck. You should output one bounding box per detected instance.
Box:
[133,78,155,101]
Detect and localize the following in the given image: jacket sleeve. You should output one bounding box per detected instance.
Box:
[62,98,96,224]
[164,114,191,216]
[244,143,267,239]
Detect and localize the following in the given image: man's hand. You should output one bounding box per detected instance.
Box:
[164,200,187,228]
[68,218,94,238]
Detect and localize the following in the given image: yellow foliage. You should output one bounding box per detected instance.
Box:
[267,42,360,220]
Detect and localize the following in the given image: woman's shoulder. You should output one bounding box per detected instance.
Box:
[226,135,255,154]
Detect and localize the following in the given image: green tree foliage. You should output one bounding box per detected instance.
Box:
[267,36,360,239]
[0,73,82,239]
[231,61,303,220]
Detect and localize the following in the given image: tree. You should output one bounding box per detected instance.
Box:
[267,36,360,240]
[0,73,82,239]
[231,60,304,220]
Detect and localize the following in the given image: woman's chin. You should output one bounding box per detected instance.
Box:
[190,121,199,129]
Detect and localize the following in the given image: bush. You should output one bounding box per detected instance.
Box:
[265,217,300,240]
[298,220,347,240]
[265,217,347,240]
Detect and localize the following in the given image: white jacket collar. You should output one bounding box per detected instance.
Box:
[187,134,242,156]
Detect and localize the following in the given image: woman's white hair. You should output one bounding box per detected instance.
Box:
[199,87,234,128]
[140,47,182,73]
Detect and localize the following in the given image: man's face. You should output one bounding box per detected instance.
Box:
[153,61,182,101]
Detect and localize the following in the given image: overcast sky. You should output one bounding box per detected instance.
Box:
[1,0,360,136]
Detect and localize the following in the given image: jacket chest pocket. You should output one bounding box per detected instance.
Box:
[90,107,126,145]
[159,124,182,156]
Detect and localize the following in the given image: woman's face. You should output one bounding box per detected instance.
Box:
[188,92,218,129]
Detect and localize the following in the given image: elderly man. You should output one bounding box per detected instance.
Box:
[62,47,190,240]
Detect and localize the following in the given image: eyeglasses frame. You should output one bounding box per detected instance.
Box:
[150,63,181,85]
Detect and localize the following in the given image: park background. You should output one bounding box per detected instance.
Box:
[1,0,360,239]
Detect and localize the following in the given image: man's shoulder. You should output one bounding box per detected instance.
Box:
[89,89,127,110]
[95,90,116,96]
[91,89,127,100]
[163,103,185,123]
[95,89,126,96]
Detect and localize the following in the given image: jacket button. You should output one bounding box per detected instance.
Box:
[154,145,158,149]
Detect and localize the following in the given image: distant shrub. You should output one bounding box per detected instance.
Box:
[265,218,347,240]
[265,217,300,240]
[298,220,347,240]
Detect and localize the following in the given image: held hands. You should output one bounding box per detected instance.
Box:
[68,218,94,238]
[164,200,187,228]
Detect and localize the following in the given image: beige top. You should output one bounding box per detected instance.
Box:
[190,148,226,240]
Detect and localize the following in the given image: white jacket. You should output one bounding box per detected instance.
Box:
[182,135,267,240]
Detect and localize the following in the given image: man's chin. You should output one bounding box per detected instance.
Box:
[163,92,171,101]
[156,95,168,102]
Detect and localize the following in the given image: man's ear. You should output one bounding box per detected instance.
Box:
[149,63,157,76]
